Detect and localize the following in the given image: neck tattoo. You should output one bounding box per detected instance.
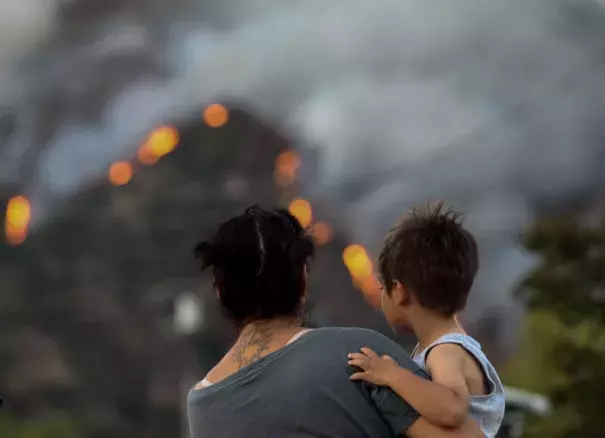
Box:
[232,323,274,369]
[232,319,299,369]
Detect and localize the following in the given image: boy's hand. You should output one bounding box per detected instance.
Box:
[348,347,400,386]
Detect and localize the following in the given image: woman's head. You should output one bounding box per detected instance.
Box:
[194,205,315,325]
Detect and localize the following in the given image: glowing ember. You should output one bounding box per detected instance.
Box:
[144,126,179,159]
[343,244,373,278]
[359,276,382,309]
[277,150,301,170]
[137,144,159,166]
[274,150,301,187]
[109,161,133,186]
[288,198,312,228]
[343,244,381,309]
[203,104,229,128]
[308,222,333,245]
[4,195,31,246]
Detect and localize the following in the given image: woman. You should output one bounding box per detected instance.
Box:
[188,206,480,437]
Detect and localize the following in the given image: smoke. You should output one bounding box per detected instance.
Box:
[0,0,58,108]
[176,0,605,348]
[0,0,61,186]
[2,0,605,351]
[0,0,57,66]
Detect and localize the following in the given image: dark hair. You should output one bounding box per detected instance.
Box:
[193,205,315,325]
[377,201,478,316]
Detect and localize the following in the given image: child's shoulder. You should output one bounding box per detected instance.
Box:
[427,333,503,397]
[425,333,490,367]
[428,341,471,360]
[423,333,486,369]
[426,332,483,354]
[424,340,473,371]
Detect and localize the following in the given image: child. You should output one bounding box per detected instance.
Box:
[348,202,504,437]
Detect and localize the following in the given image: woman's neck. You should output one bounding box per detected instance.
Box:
[231,317,302,369]
[240,317,301,334]
[204,316,305,386]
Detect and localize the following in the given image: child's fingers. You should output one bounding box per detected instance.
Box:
[349,372,369,381]
[360,347,378,358]
[348,358,369,369]
[348,352,367,361]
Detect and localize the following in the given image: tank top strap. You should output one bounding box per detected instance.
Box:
[286,328,313,345]
[411,343,419,358]
[414,333,500,395]
[414,332,483,369]
[192,377,214,390]
[200,377,213,387]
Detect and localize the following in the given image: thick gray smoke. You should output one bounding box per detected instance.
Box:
[2,0,605,353]
[0,0,59,171]
[0,0,56,66]
[179,0,605,351]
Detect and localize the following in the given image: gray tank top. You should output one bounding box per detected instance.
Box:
[412,333,505,438]
[188,327,426,438]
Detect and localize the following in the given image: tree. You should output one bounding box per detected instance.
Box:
[1,107,375,437]
[0,108,289,438]
[505,215,605,437]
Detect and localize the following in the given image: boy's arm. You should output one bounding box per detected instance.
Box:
[406,416,483,438]
[387,344,470,427]
[349,345,470,427]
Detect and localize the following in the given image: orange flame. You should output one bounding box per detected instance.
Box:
[137,145,159,166]
[4,195,31,245]
[308,222,333,245]
[288,198,313,228]
[203,104,229,128]
[139,126,179,164]
[109,161,133,186]
[343,244,373,278]
[274,150,301,187]
[343,244,381,309]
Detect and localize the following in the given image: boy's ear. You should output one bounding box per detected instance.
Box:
[391,280,411,306]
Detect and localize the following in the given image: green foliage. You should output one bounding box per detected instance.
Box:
[0,414,78,438]
[505,216,605,437]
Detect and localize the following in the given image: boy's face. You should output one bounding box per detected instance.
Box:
[381,281,413,334]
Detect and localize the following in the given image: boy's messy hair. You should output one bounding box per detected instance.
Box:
[377,201,479,316]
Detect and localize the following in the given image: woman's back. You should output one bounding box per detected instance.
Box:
[188,327,425,438]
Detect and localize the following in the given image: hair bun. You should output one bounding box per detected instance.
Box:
[193,241,211,258]
[287,236,315,266]
[275,208,304,233]
[193,241,228,269]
